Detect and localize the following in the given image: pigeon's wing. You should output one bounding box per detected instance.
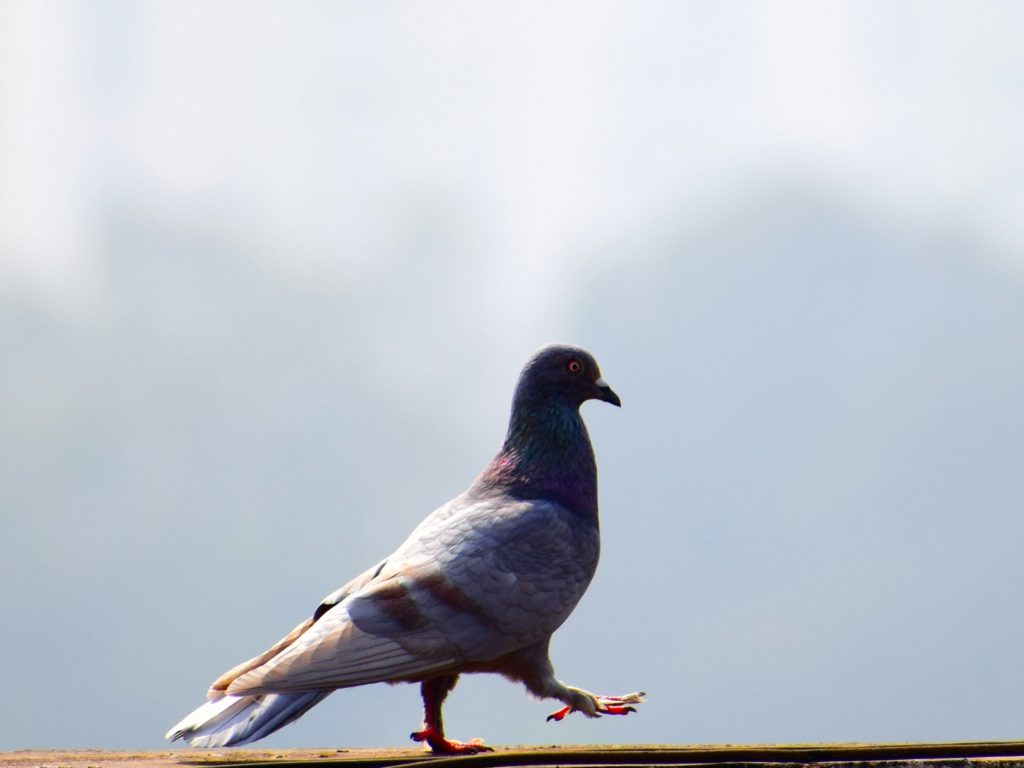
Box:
[343,495,600,662]
[207,556,391,697]
[225,597,460,694]
[225,497,599,695]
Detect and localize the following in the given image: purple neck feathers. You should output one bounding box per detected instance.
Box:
[475,395,599,519]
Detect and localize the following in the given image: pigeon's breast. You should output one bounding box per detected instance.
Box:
[434,497,599,650]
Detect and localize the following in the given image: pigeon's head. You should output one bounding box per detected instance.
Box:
[515,344,621,410]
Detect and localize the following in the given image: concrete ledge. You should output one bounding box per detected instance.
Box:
[8,743,1024,768]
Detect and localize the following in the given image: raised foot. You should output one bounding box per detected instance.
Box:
[546,691,646,723]
[410,726,494,754]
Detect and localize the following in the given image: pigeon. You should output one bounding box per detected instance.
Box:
[166,343,644,754]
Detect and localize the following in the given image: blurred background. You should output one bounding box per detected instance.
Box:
[2,0,1024,751]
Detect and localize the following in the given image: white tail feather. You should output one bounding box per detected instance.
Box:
[166,691,330,747]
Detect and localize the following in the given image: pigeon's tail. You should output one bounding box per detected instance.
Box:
[166,691,330,747]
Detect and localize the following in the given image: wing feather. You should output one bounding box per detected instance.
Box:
[226,601,458,694]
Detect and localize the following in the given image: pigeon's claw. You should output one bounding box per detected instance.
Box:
[546,691,646,723]
[410,726,493,755]
[546,705,572,722]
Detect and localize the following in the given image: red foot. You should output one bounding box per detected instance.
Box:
[546,694,642,722]
[599,704,637,716]
[546,706,572,722]
[410,725,493,754]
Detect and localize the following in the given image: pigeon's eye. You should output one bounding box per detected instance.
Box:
[566,358,584,375]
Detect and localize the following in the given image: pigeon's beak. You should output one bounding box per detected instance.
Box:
[594,377,621,407]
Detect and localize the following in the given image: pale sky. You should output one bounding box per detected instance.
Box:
[3,2,1023,301]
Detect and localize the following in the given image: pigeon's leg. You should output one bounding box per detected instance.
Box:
[515,651,645,723]
[496,642,645,725]
[409,675,493,755]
